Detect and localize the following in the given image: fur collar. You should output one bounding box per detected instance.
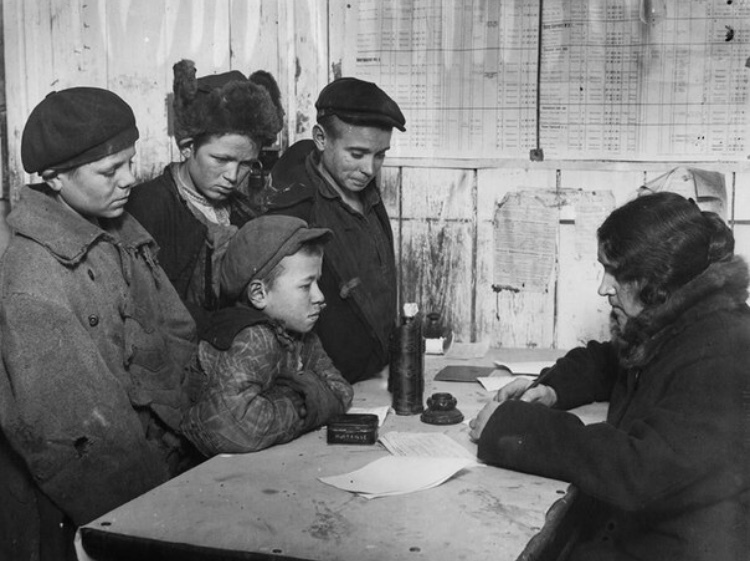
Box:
[613,256,749,369]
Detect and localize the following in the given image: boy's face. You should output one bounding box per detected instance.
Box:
[185,133,260,202]
[314,119,392,196]
[49,145,136,220]
[261,250,325,334]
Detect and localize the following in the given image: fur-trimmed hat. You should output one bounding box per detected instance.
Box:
[172,59,284,147]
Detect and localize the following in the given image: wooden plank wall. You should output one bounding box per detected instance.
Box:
[3,0,292,187]
[4,0,750,352]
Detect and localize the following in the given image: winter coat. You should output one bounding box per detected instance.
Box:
[266,140,397,383]
[478,257,750,560]
[181,304,353,455]
[0,185,200,561]
[126,166,258,334]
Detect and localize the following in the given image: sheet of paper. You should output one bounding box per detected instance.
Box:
[493,192,557,292]
[378,431,476,461]
[346,0,750,161]
[478,375,536,392]
[348,0,539,160]
[492,360,555,376]
[347,405,390,427]
[319,456,476,499]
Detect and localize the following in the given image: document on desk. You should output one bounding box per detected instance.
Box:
[319,456,476,499]
[378,431,476,461]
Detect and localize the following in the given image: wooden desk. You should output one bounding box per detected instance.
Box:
[78,349,606,561]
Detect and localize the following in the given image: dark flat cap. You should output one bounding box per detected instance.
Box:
[316,77,405,132]
[21,87,139,174]
[221,215,332,301]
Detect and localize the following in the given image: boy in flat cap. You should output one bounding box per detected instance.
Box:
[181,215,353,455]
[126,60,284,335]
[266,77,406,384]
[0,87,201,560]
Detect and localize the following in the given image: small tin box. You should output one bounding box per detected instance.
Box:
[326,414,379,445]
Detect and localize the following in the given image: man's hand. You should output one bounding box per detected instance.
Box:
[469,401,501,442]
[469,379,558,442]
[495,378,557,407]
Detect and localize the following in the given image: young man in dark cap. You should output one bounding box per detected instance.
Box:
[0,87,201,560]
[181,215,353,455]
[126,60,284,334]
[267,77,406,384]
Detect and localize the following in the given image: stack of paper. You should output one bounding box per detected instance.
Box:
[378,431,476,461]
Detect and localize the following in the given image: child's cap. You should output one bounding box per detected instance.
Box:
[221,215,332,300]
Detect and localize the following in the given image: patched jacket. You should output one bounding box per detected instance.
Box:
[478,257,750,561]
[267,140,397,383]
[181,305,353,455]
[0,185,199,535]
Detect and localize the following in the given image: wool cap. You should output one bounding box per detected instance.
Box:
[221,215,332,301]
[21,87,139,174]
[316,77,406,132]
[172,59,284,147]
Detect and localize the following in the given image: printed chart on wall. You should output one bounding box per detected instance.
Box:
[341,0,750,161]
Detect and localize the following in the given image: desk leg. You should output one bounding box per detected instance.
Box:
[515,485,588,561]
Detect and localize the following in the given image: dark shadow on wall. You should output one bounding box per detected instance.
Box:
[0,1,8,256]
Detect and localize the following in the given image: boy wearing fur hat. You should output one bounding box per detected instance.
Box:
[0,88,201,560]
[181,215,353,455]
[126,60,284,334]
[266,78,405,384]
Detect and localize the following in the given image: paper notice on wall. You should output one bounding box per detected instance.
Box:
[574,191,615,259]
[493,191,557,292]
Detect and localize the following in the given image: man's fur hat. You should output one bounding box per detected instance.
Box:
[172,59,284,147]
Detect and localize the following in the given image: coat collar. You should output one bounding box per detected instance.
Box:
[8,184,154,266]
[203,303,300,351]
[616,256,749,368]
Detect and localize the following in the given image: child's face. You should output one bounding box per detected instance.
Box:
[262,251,325,333]
[49,146,136,220]
[185,133,260,202]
